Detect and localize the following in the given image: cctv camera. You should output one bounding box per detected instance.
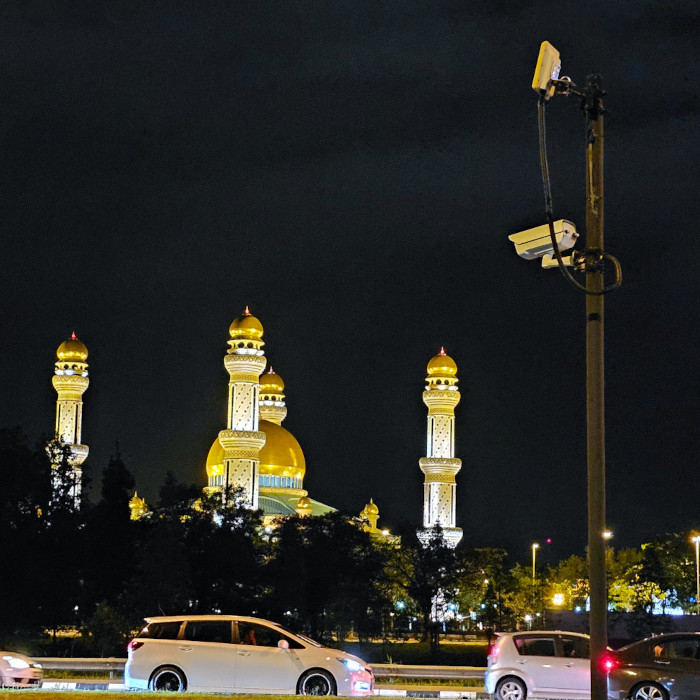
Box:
[508,219,578,260]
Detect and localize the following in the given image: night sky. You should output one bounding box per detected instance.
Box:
[3,2,698,564]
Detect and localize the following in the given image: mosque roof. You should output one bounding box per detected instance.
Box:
[56,332,88,362]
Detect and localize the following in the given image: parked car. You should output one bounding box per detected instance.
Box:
[125,614,373,696]
[607,632,700,700]
[0,651,43,688]
[485,630,595,699]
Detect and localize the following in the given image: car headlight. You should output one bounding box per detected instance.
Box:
[2,656,31,670]
[338,658,366,672]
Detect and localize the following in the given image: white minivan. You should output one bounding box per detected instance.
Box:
[125,614,373,696]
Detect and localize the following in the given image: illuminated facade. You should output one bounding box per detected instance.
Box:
[418,347,463,548]
[51,333,90,506]
[205,309,334,522]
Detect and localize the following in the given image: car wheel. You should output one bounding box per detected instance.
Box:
[495,676,527,700]
[629,682,668,700]
[150,666,187,692]
[298,669,337,696]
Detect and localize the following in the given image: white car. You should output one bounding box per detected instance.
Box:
[0,651,43,688]
[125,614,373,696]
[485,631,592,699]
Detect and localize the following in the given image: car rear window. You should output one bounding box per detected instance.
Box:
[515,637,556,657]
[561,635,590,659]
[138,621,182,639]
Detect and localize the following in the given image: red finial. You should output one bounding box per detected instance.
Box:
[71,332,77,340]
[243,305,251,316]
[438,346,446,356]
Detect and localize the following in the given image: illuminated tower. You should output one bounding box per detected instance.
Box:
[217,307,267,508]
[258,367,287,425]
[52,332,90,506]
[418,347,463,548]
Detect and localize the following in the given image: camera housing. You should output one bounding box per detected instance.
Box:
[508,219,578,260]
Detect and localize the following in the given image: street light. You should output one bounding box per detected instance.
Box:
[532,542,540,584]
[692,535,700,614]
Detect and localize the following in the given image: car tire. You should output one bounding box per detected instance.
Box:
[297,668,337,696]
[495,676,527,700]
[150,665,187,692]
[629,682,668,700]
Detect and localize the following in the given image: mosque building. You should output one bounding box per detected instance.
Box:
[51,311,463,544]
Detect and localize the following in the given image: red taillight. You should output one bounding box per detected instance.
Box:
[600,653,620,673]
[487,643,501,661]
[127,639,144,653]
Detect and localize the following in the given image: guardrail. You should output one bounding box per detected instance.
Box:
[37,658,486,681]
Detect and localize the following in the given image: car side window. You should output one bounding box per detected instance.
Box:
[138,621,182,639]
[560,635,590,659]
[237,622,301,648]
[514,637,556,657]
[655,638,700,660]
[183,621,232,643]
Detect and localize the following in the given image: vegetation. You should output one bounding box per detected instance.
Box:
[0,426,697,659]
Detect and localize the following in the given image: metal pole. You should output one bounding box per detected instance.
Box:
[693,536,700,614]
[584,74,607,700]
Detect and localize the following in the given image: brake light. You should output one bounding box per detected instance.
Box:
[600,653,619,673]
[127,639,144,653]
[487,642,501,661]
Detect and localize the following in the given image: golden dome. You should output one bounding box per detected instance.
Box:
[364,499,379,515]
[206,419,305,482]
[296,496,311,510]
[260,367,285,393]
[427,347,457,376]
[56,332,88,362]
[229,306,264,340]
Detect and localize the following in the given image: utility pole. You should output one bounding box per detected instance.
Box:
[583,73,608,700]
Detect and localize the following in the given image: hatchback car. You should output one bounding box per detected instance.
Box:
[0,651,43,688]
[607,632,700,700]
[485,631,593,699]
[125,614,373,696]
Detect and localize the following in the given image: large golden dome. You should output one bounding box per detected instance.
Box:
[427,347,457,376]
[229,306,264,341]
[206,419,305,482]
[56,332,88,362]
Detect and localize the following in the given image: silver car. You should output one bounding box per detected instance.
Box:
[485,630,592,699]
[125,614,373,696]
[0,651,43,688]
[607,632,700,700]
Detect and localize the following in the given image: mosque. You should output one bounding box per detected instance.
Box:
[49,309,464,546]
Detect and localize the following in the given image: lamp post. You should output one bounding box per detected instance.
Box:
[532,542,540,584]
[692,536,700,614]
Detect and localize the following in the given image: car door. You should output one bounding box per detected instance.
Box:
[178,620,236,691]
[555,634,591,698]
[234,621,301,691]
[653,636,700,700]
[512,635,562,695]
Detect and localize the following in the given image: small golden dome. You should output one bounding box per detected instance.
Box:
[229,306,264,340]
[260,367,285,393]
[56,332,88,362]
[427,347,457,376]
[296,496,311,510]
[364,499,379,515]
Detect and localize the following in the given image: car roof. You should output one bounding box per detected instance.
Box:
[143,615,284,628]
[619,632,700,650]
[502,630,589,638]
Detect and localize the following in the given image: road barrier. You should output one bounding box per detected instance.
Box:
[37,658,486,681]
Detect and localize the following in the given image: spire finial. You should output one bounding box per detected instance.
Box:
[243,305,251,316]
[71,331,77,340]
[438,346,446,356]
[267,366,275,374]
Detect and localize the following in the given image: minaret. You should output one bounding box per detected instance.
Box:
[52,332,90,506]
[218,307,267,508]
[418,347,463,548]
[258,367,287,425]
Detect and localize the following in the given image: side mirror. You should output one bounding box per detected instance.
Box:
[278,639,290,650]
